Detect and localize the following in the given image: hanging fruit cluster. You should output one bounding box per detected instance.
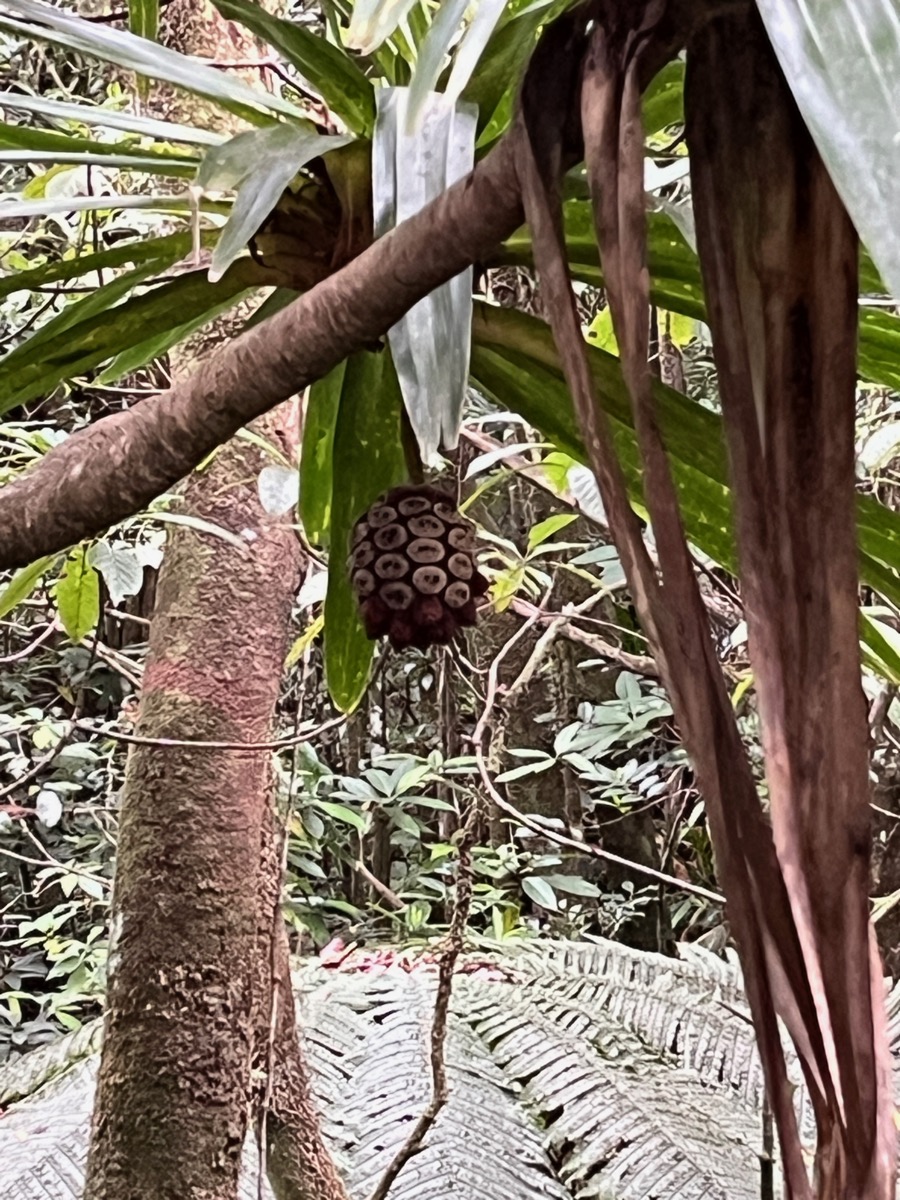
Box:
[348,484,488,649]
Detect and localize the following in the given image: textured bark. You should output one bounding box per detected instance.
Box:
[253,804,349,1200]
[84,4,345,1194]
[0,137,523,570]
[0,1,697,572]
[84,409,304,1200]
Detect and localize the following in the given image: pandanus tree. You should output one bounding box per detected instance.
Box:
[2,0,900,1195]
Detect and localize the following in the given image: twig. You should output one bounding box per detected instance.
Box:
[104,608,151,627]
[0,620,57,663]
[81,635,143,689]
[0,835,109,889]
[363,603,521,1200]
[354,860,404,911]
[0,623,84,798]
[508,595,658,676]
[473,749,724,905]
[0,723,73,801]
[72,711,346,753]
[367,809,477,1200]
[504,613,566,705]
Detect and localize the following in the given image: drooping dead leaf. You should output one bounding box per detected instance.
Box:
[687,7,895,1195]
[514,1,896,1194]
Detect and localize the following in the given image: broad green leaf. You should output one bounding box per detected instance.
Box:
[757,0,900,302]
[314,799,369,833]
[0,90,226,146]
[285,614,325,667]
[129,0,159,41]
[201,124,353,282]
[522,876,559,910]
[0,555,56,618]
[527,514,577,552]
[491,563,526,611]
[97,270,261,383]
[642,60,684,135]
[541,450,577,494]
[496,758,555,783]
[539,873,602,898]
[77,876,106,901]
[300,359,347,546]
[861,614,900,686]
[392,809,422,837]
[1,260,163,374]
[55,548,100,643]
[500,205,900,396]
[0,261,260,411]
[324,350,407,712]
[213,0,377,136]
[0,0,302,125]
[587,307,618,353]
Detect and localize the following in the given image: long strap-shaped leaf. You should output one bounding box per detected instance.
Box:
[686,9,895,1195]
[514,4,845,1195]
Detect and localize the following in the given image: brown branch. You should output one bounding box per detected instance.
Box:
[73,712,346,753]
[353,859,404,910]
[472,745,724,905]
[507,595,658,677]
[0,136,523,571]
[366,807,476,1200]
[0,619,58,663]
[362,594,539,1200]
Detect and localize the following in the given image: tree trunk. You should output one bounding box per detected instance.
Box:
[85,4,348,1196]
[85,408,306,1200]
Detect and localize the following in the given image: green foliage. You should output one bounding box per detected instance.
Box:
[0,262,261,411]
[300,359,347,546]
[322,350,408,712]
[53,549,99,644]
[213,0,377,136]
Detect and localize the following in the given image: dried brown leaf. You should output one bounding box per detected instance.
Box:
[687,8,896,1194]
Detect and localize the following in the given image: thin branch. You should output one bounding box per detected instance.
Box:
[73,711,346,753]
[473,745,724,905]
[508,595,658,677]
[0,619,57,663]
[367,807,477,1200]
[353,860,404,910]
[81,635,143,689]
[362,594,535,1200]
[104,608,151,627]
